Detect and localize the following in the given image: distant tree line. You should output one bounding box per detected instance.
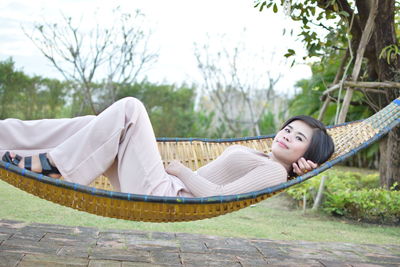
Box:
[0,56,283,140]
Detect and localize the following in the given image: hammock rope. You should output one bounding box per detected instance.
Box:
[0,97,399,222]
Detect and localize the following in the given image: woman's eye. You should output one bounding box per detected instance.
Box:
[284,128,290,133]
[296,136,303,141]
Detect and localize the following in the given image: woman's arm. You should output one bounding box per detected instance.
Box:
[166,160,287,197]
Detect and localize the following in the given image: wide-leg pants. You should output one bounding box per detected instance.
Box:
[0,97,192,197]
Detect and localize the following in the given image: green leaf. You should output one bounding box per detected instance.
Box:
[284,49,296,58]
[259,2,267,11]
[273,3,278,13]
[332,2,339,12]
[338,11,350,17]
[311,7,316,16]
[379,48,386,59]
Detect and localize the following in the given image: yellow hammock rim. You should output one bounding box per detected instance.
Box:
[0,97,399,222]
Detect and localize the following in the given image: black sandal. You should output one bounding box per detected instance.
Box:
[2,151,60,176]
[2,151,22,166]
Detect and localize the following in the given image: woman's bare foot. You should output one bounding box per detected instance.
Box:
[3,152,61,178]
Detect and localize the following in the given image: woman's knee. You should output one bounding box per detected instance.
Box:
[115,97,147,118]
[116,97,145,109]
[117,96,141,105]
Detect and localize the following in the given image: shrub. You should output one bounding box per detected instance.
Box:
[285,170,399,224]
[324,187,400,224]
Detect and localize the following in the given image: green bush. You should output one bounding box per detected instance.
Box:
[324,187,400,224]
[286,170,400,224]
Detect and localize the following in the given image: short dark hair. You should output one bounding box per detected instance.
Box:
[280,115,335,165]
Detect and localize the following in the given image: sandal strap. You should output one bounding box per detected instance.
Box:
[39,153,52,172]
[24,157,32,171]
[2,152,12,163]
[39,153,60,175]
[2,152,22,166]
[13,155,22,165]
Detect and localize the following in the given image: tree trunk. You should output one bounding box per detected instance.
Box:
[379,136,388,188]
[386,127,400,190]
[312,175,327,211]
[370,0,400,189]
[313,1,399,188]
[337,0,378,124]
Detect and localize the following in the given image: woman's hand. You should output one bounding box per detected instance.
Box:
[292,157,318,176]
[165,160,186,177]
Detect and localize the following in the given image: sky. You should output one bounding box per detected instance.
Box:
[0,0,312,96]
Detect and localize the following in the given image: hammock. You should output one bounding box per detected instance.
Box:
[1,97,399,222]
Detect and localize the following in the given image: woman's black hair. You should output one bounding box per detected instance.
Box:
[280,115,335,165]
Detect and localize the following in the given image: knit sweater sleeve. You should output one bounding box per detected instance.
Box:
[174,161,287,197]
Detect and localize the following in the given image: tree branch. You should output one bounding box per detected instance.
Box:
[337,0,379,123]
[323,81,400,95]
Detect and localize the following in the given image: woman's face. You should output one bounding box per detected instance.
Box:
[271,120,313,166]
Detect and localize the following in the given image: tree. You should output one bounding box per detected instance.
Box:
[33,78,68,118]
[0,58,28,119]
[194,34,283,137]
[292,55,379,169]
[0,58,67,120]
[117,81,210,138]
[25,7,158,115]
[255,0,400,189]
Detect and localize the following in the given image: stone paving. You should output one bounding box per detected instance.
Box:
[0,219,399,266]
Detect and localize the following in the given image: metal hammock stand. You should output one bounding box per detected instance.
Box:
[0,97,399,222]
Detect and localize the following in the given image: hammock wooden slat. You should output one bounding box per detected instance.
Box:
[0,97,399,222]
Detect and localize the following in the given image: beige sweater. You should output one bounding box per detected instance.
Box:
[175,145,288,197]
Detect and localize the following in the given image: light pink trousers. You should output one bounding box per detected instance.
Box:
[0,97,192,197]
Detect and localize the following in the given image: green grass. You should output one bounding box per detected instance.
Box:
[1,173,399,245]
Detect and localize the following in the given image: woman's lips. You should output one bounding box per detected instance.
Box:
[277,140,288,149]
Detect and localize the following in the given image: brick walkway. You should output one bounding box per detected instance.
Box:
[0,219,399,266]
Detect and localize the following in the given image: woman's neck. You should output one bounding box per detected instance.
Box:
[267,152,291,172]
